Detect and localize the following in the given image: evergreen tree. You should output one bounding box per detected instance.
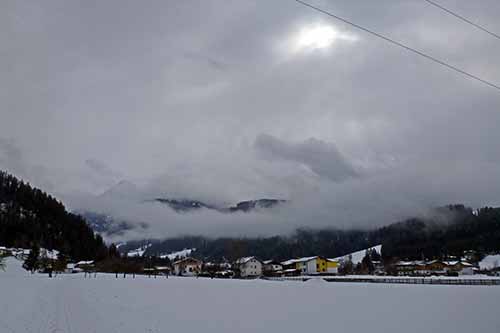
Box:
[54,251,69,273]
[108,243,121,259]
[361,250,375,274]
[23,243,40,273]
[338,255,354,275]
[370,249,382,262]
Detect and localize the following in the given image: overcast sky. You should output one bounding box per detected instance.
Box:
[2,0,500,238]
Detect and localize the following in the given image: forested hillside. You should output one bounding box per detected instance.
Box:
[0,171,108,260]
[379,205,500,259]
[118,205,500,262]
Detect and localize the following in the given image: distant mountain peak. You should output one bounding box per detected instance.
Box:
[152,197,287,213]
[227,198,287,212]
[153,198,217,212]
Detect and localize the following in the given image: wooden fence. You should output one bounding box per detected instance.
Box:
[263,276,500,286]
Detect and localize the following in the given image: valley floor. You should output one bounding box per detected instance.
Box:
[1,258,499,333]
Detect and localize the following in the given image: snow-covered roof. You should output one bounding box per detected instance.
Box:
[395,261,418,266]
[154,266,170,270]
[281,256,318,265]
[395,260,473,267]
[172,257,202,265]
[236,256,259,264]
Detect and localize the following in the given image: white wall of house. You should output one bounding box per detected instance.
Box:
[240,258,262,277]
[306,259,318,275]
[297,258,319,275]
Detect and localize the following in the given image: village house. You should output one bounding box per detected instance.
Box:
[282,256,337,275]
[262,260,283,276]
[326,259,339,274]
[235,257,262,278]
[394,260,475,276]
[172,257,202,276]
[75,260,94,270]
[65,263,77,273]
[0,246,9,255]
[443,261,474,275]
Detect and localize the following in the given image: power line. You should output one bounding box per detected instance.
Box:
[422,0,500,41]
[294,0,500,93]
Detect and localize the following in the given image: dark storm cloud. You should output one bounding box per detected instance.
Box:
[2,0,500,238]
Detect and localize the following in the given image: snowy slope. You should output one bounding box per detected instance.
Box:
[127,243,152,257]
[1,257,30,277]
[331,245,382,263]
[159,248,196,260]
[1,256,500,333]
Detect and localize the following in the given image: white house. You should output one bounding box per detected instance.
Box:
[172,257,202,276]
[235,257,262,278]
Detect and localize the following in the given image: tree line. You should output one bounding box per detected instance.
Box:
[0,170,108,261]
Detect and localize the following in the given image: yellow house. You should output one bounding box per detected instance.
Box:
[291,256,337,275]
[326,259,339,274]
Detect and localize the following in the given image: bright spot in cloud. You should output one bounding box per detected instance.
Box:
[292,24,358,52]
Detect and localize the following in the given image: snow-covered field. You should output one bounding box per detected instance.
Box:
[1,257,500,333]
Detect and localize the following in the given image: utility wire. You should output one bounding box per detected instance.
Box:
[294,0,500,92]
[422,0,500,41]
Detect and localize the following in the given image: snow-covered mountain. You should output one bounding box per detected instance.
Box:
[79,183,287,236]
[152,197,286,213]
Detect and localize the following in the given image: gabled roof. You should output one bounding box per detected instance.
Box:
[281,256,319,265]
[173,257,202,265]
[236,256,260,264]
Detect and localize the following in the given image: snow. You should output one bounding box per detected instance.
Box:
[0,246,59,259]
[281,256,317,266]
[159,248,196,260]
[40,248,59,260]
[331,244,382,264]
[235,256,258,264]
[479,254,500,270]
[127,243,152,257]
[1,256,500,333]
